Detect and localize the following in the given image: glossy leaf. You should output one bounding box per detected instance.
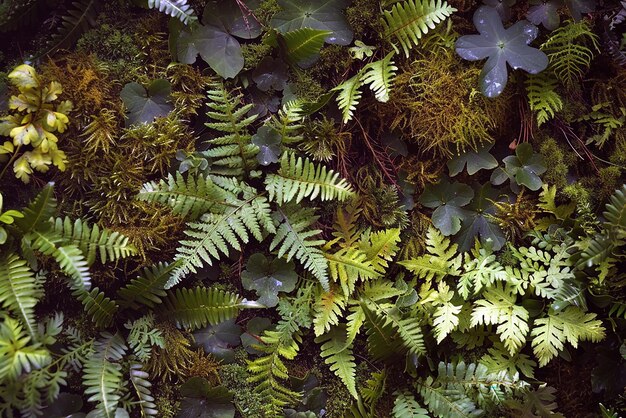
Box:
[120,80,173,127]
[483,0,516,20]
[447,143,498,176]
[455,183,506,251]
[527,0,562,31]
[194,319,242,363]
[241,253,297,307]
[491,142,546,191]
[252,57,288,92]
[419,179,474,236]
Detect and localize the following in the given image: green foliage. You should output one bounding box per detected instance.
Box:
[117,263,173,309]
[0,253,40,336]
[282,28,332,63]
[393,391,430,418]
[316,326,358,399]
[381,0,456,57]
[46,0,99,56]
[147,0,196,24]
[526,72,563,127]
[0,64,72,182]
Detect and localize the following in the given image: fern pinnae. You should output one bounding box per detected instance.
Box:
[0,254,39,337]
[360,51,397,103]
[147,0,196,25]
[129,363,158,417]
[381,0,457,57]
[333,74,363,124]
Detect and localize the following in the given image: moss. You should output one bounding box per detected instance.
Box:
[219,350,267,418]
[539,138,570,189]
[345,0,383,41]
[253,0,280,27]
[154,383,180,418]
[241,42,273,72]
[308,44,353,86]
[290,72,326,103]
[563,182,591,206]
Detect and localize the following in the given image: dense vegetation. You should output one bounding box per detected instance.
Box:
[0,0,625,417]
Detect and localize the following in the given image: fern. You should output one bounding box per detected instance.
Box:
[137,172,234,219]
[147,0,196,24]
[360,51,398,102]
[129,363,158,417]
[325,247,380,296]
[14,184,56,234]
[313,285,346,336]
[381,0,456,57]
[46,0,98,56]
[74,287,118,328]
[530,306,605,367]
[430,282,462,344]
[0,316,50,381]
[270,204,329,290]
[332,74,362,124]
[393,391,430,418]
[170,184,273,287]
[265,152,355,204]
[282,28,331,63]
[82,332,127,418]
[359,228,401,273]
[603,184,626,228]
[201,82,258,177]
[0,253,39,337]
[317,329,359,399]
[53,216,136,266]
[526,72,563,127]
[399,226,462,282]
[417,376,482,418]
[458,246,509,299]
[117,263,173,310]
[541,20,599,85]
[163,287,254,330]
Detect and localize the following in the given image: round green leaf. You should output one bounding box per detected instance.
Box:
[241,253,297,307]
[120,79,173,126]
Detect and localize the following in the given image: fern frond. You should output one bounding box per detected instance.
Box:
[147,0,196,24]
[74,287,118,328]
[53,217,136,266]
[603,184,626,228]
[381,0,456,57]
[313,285,347,336]
[47,0,98,56]
[137,172,235,219]
[326,247,380,296]
[117,263,173,310]
[0,254,39,337]
[265,152,355,204]
[393,391,430,418]
[202,82,258,177]
[361,302,403,360]
[163,287,251,330]
[541,19,599,85]
[399,226,462,282]
[361,52,397,102]
[417,375,481,418]
[0,317,50,382]
[282,28,331,63]
[526,72,563,127]
[129,363,158,417]
[170,189,273,287]
[83,332,127,418]
[332,74,362,124]
[316,327,358,399]
[359,228,401,273]
[270,204,329,290]
[14,184,56,234]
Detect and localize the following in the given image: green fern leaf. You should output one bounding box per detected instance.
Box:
[313,285,346,337]
[53,216,136,266]
[417,376,482,418]
[117,263,173,309]
[332,74,362,123]
[74,287,118,328]
[316,327,358,399]
[0,254,39,337]
[265,152,355,204]
[163,287,254,330]
[129,363,158,417]
[603,184,626,228]
[137,172,234,219]
[531,306,605,367]
[46,0,98,56]
[282,28,332,63]
[393,391,430,418]
[83,332,127,418]
[0,316,50,381]
[14,184,56,234]
[381,0,456,57]
[359,228,401,273]
[526,72,563,127]
[325,247,380,296]
[171,188,273,287]
[399,226,462,282]
[270,204,329,290]
[361,51,397,102]
[147,0,196,24]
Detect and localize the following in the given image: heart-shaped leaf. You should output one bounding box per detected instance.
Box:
[527,0,562,31]
[455,183,506,251]
[566,0,595,21]
[178,379,235,418]
[120,80,173,127]
[447,143,498,176]
[203,0,262,39]
[419,179,474,236]
[455,6,548,98]
[252,57,289,91]
[483,0,517,20]
[251,126,282,166]
[194,319,242,363]
[241,253,297,307]
[491,142,546,191]
[271,0,353,46]
[240,317,272,354]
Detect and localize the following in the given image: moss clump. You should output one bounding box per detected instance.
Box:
[253,0,280,27]
[290,72,326,103]
[153,384,180,418]
[309,45,353,85]
[241,42,273,72]
[539,137,571,189]
[345,0,384,40]
[219,350,266,418]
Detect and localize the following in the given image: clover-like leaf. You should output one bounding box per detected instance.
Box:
[120,79,173,127]
[240,317,272,354]
[241,253,297,307]
[194,319,242,363]
[203,0,262,40]
[251,126,282,166]
[455,6,548,98]
[491,142,546,191]
[527,0,562,31]
[447,142,498,176]
[252,57,288,92]
[179,379,235,418]
[271,0,353,46]
[483,0,516,21]
[419,179,474,236]
[455,183,506,251]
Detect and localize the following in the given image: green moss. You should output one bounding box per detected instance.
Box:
[345,0,384,40]
[563,182,591,206]
[290,72,325,102]
[539,138,569,188]
[253,0,280,27]
[219,353,267,418]
[308,45,353,84]
[154,383,180,418]
[241,42,273,72]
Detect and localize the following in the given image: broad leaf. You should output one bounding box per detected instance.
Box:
[455,183,506,251]
[240,253,297,307]
[455,6,548,98]
[483,0,516,20]
[120,80,173,127]
[251,126,282,166]
[419,179,474,236]
[566,0,595,21]
[271,0,353,46]
[240,317,272,354]
[252,57,288,91]
[194,319,242,363]
[447,143,498,176]
[178,379,235,418]
[491,142,546,191]
[527,0,562,31]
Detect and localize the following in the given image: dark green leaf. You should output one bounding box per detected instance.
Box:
[455,183,506,251]
[419,179,474,236]
[271,0,353,46]
[42,393,83,417]
[120,79,173,127]
[527,0,561,30]
[203,0,262,39]
[194,319,242,363]
[251,126,282,166]
[178,380,235,418]
[252,57,288,91]
[241,253,297,307]
[241,317,272,354]
[447,143,498,176]
[281,28,331,65]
